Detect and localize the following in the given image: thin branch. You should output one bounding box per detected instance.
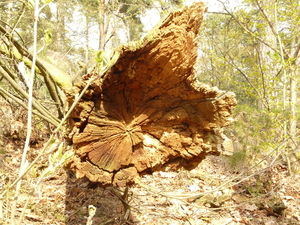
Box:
[0,74,97,199]
[225,54,270,109]
[0,86,59,126]
[12,0,40,222]
[217,0,287,59]
[0,23,64,117]
[0,65,60,126]
[255,45,269,109]
[10,3,26,38]
[292,40,300,61]
[254,0,289,58]
[206,11,231,15]
[254,0,277,38]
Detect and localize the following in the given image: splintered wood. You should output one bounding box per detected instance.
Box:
[66,2,237,186]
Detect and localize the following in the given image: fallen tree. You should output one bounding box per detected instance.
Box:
[66,2,237,186]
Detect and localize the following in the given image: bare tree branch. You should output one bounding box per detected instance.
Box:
[0,65,60,126]
[0,23,65,118]
[217,0,288,60]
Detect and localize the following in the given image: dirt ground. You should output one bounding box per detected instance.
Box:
[1,138,300,225]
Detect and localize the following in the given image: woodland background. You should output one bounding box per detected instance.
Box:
[0,0,299,224]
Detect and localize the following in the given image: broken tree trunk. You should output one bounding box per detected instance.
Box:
[66,2,237,186]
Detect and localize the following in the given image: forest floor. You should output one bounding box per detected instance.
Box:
[1,137,300,225]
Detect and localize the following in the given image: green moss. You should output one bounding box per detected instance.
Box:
[228,150,247,170]
[54,211,67,222]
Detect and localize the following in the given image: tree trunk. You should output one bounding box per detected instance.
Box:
[289,68,297,148]
[98,0,106,50]
[66,2,237,186]
[85,17,89,62]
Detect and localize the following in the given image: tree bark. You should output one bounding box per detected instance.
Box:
[66,2,237,186]
[98,0,106,50]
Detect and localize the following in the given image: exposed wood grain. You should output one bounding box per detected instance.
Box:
[66,2,237,186]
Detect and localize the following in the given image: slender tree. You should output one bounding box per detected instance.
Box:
[198,0,299,171]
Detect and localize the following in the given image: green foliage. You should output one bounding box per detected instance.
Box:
[43,28,52,45]
[42,0,53,4]
[233,104,283,144]
[95,50,106,66]
[198,0,299,174]
[245,183,263,197]
[244,174,272,197]
[95,49,120,74]
[222,103,287,172]
[229,150,247,170]
[198,2,298,108]
[32,143,73,181]
[86,205,97,225]
[117,0,153,41]
[0,148,6,154]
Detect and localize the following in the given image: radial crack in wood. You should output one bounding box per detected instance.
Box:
[66,2,237,186]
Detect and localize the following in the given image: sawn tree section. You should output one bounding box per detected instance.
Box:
[66,2,237,186]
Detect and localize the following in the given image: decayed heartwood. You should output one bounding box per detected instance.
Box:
[66,2,237,186]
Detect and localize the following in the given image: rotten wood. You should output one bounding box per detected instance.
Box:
[66,2,237,186]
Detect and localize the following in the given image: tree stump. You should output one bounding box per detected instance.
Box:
[66,2,237,186]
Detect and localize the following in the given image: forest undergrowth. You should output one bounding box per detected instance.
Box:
[1,0,300,224]
[0,100,299,225]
